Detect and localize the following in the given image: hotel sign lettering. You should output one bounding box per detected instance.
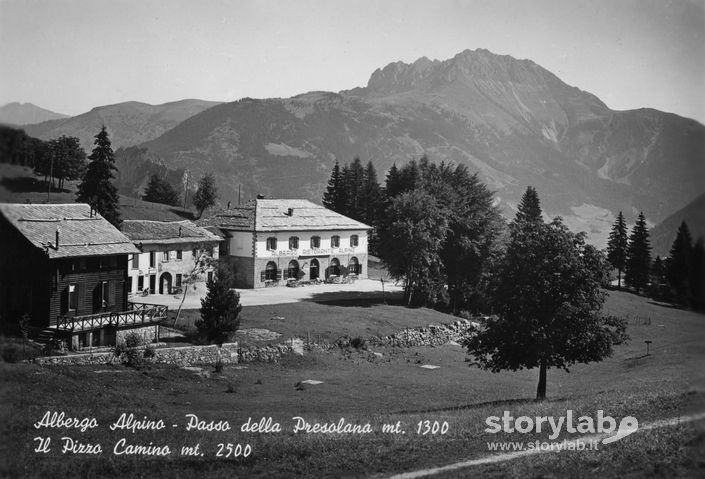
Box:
[264,247,356,257]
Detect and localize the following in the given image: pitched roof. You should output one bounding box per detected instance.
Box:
[0,203,139,259]
[197,206,255,229]
[121,220,221,244]
[200,199,370,232]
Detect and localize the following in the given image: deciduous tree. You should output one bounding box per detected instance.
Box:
[466,213,628,400]
[193,173,218,218]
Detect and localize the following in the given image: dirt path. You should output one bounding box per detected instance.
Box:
[385,412,705,479]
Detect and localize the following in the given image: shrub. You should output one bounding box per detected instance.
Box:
[123,331,144,348]
[143,345,156,359]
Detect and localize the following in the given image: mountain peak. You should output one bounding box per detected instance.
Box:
[0,102,68,125]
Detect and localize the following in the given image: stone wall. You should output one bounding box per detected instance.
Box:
[35,342,240,367]
[33,319,480,367]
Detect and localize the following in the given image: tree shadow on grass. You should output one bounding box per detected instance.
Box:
[395,396,567,414]
[646,300,680,310]
[0,176,70,193]
[308,290,404,307]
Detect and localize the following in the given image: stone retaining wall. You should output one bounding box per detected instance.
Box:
[34,319,480,367]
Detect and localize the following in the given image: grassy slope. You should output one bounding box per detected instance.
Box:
[0,164,194,221]
[1,290,704,478]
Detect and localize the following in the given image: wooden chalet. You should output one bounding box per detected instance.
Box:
[0,203,167,348]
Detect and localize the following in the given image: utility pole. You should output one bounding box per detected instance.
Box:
[47,143,54,201]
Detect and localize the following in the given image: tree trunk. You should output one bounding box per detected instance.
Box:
[617,268,622,288]
[536,361,547,401]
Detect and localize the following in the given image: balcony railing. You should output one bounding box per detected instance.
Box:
[56,302,168,332]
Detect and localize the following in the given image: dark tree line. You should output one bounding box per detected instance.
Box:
[606,212,704,311]
[0,126,85,189]
[0,126,47,168]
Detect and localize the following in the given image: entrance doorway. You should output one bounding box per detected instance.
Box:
[159,272,172,294]
[309,259,320,280]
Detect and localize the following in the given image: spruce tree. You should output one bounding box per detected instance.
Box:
[384,163,403,199]
[515,186,542,224]
[76,126,121,227]
[606,211,628,288]
[322,161,341,211]
[197,266,242,346]
[691,239,705,312]
[666,221,693,307]
[143,174,180,206]
[625,212,652,294]
[361,161,383,226]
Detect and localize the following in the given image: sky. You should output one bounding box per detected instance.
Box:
[1,0,703,123]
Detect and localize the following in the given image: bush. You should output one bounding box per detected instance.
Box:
[143,345,156,359]
[123,331,144,348]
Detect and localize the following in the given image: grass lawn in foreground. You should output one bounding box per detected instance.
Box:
[1,290,703,478]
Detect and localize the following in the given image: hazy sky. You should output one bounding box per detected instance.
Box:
[1,0,703,123]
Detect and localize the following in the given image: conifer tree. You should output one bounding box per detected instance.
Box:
[322,161,342,211]
[76,126,121,227]
[143,174,180,206]
[606,211,628,288]
[625,212,652,294]
[666,221,693,307]
[384,163,403,199]
[197,266,241,346]
[691,239,705,312]
[515,186,542,224]
[360,161,383,226]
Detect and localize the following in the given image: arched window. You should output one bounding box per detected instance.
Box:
[349,257,360,275]
[310,236,321,249]
[331,235,340,248]
[266,237,277,251]
[350,235,359,247]
[287,260,300,279]
[264,261,278,281]
[289,236,299,250]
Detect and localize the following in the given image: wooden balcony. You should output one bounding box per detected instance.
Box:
[55,302,168,332]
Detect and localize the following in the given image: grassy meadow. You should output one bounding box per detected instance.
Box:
[1,288,704,478]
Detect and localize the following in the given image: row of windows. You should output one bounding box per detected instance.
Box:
[266,235,359,251]
[261,257,361,282]
[131,247,215,269]
[65,281,111,313]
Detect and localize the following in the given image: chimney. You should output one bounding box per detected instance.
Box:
[55,228,60,250]
[287,208,294,216]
